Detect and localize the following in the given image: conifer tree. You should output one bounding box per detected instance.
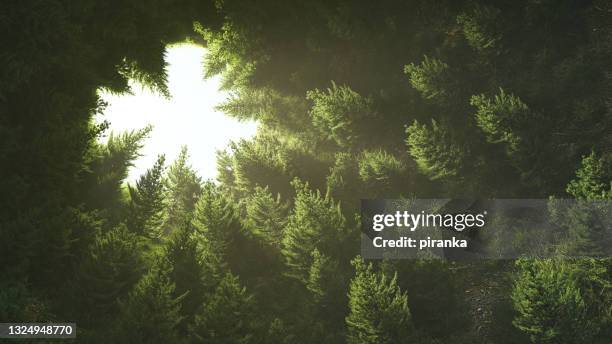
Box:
[282,179,348,284]
[514,151,612,343]
[223,129,329,201]
[242,185,287,247]
[404,56,453,103]
[566,151,612,200]
[346,257,414,344]
[471,89,531,155]
[306,248,347,335]
[5,1,612,342]
[226,135,294,198]
[406,119,468,182]
[307,82,374,149]
[358,149,407,197]
[190,272,257,343]
[112,257,184,344]
[164,146,202,232]
[558,152,612,256]
[456,4,504,54]
[84,126,153,222]
[192,181,239,277]
[74,224,145,327]
[512,258,611,344]
[128,154,166,239]
[165,220,207,335]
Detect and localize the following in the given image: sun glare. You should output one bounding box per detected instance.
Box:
[97,44,257,182]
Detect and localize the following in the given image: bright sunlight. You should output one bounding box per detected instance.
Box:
[97,44,257,181]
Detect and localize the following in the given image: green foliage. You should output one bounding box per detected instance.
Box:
[128,154,166,239]
[358,150,407,196]
[406,119,467,181]
[512,259,612,344]
[548,152,612,256]
[164,221,207,335]
[346,257,414,344]
[326,152,362,213]
[164,146,202,232]
[404,56,452,102]
[85,126,152,218]
[566,151,612,200]
[222,129,329,200]
[307,82,374,149]
[4,0,612,342]
[192,181,239,276]
[306,248,348,342]
[282,179,347,284]
[242,185,287,247]
[216,87,312,138]
[74,224,145,326]
[112,257,184,344]
[195,12,270,91]
[190,272,257,343]
[471,89,530,152]
[223,134,294,198]
[456,5,503,53]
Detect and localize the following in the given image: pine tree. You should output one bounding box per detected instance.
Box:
[512,258,611,344]
[128,154,166,239]
[514,151,612,343]
[307,81,374,149]
[558,152,612,256]
[224,128,330,201]
[191,181,239,277]
[471,89,531,154]
[358,149,407,197]
[406,119,468,181]
[216,87,312,139]
[112,257,184,344]
[306,249,347,333]
[190,272,256,343]
[566,151,612,200]
[226,135,294,198]
[281,179,347,284]
[84,126,153,223]
[346,257,414,344]
[404,56,453,103]
[242,185,287,247]
[456,4,503,53]
[164,146,202,233]
[164,220,207,335]
[326,152,363,213]
[74,224,145,327]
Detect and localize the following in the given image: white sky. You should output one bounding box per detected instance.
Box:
[97,44,257,182]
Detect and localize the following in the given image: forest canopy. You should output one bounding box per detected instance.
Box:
[1,0,611,343]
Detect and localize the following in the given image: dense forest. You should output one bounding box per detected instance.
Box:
[1,0,612,343]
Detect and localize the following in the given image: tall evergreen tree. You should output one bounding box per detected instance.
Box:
[164,146,202,232]
[406,119,468,182]
[84,126,153,218]
[512,258,611,344]
[165,220,207,335]
[281,179,348,284]
[192,181,239,277]
[73,224,145,327]
[346,257,415,344]
[111,257,184,344]
[241,185,288,247]
[190,272,257,343]
[307,81,374,149]
[128,154,166,239]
